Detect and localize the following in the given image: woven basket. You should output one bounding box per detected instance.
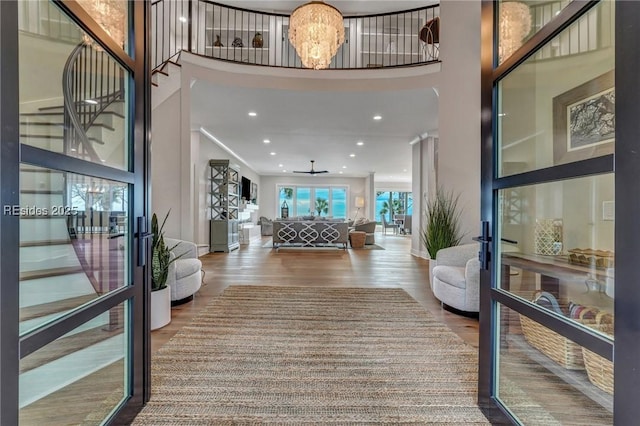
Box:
[519,314,585,370]
[349,231,366,249]
[582,319,614,394]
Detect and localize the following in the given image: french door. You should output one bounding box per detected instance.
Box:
[0,1,150,424]
[479,1,640,424]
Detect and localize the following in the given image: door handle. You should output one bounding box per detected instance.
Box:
[473,221,491,270]
[137,216,153,267]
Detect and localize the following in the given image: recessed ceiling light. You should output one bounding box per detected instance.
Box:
[403,169,407,172]
[248,112,257,117]
[339,171,343,174]
[263,139,270,144]
[498,113,507,117]
[179,16,188,22]
[356,141,364,146]
[349,153,356,158]
[70,148,77,152]
[342,166,347,169]
[373,115,382,120]
[84,99,98,105]
[270,152,276,156]
[282,169,287,172]
[278,164,283,167]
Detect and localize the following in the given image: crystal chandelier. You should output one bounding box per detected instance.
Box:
[288,1,345,70]
[77,0,126,49]
[499,1,532,63]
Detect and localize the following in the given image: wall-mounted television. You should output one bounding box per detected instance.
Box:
[241,176,251,201]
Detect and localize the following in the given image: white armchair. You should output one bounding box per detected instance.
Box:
[164,238,202,304]
[431,243,480,314]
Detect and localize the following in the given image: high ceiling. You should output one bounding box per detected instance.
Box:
[218,1,438,15]
[191,1,439,183]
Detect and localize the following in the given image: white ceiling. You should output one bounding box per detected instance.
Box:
[218,1,438,15]
[190,1,439,183]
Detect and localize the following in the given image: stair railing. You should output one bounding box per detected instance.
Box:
[63,42,124,163]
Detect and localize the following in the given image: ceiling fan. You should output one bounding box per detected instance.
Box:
[293,160,329,175]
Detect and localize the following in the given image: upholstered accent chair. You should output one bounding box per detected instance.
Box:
[431,243,480,314]
[164,238,202,305]
[258,216,273,236]
[353,221,377,245]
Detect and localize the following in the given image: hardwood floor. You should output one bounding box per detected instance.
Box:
[151,233,480,353]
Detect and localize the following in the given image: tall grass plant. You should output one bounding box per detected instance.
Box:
[421,188,464,259]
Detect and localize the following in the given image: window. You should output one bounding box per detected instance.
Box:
[277,185,348,218]
[375,191,413,223]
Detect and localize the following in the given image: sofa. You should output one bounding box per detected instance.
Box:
[164,238,202,304]
[272,219,349,249]
[431,243,480,314]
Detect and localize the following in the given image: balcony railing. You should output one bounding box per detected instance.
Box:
[151,0,440,70]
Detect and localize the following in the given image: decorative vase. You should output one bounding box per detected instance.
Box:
[150,285,171,330]
[213,34,223,47]
[252,32,263,48]
[232,37,244,48]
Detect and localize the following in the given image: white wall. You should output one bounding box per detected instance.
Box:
[436,0,482,243]
[259,175,366,220]
[151,90,182,239]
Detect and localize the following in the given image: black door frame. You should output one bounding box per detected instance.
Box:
[0,0,151,423]
[479,1,640,424]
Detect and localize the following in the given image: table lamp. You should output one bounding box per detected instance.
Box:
[354,196,365,221]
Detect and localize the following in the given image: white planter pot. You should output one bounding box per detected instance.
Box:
[151,285,171,331]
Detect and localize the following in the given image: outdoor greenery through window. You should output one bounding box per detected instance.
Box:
[277,186,347,218]
[376,191,413,223]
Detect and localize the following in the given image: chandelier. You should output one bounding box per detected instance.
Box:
[288,1,345,70]
[498,1,532,63]
[77,0,126,49]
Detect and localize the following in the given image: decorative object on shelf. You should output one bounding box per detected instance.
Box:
[77,0,126,49]
[288,1,345,69]
[567,248,614,269]
[419,16,440,44]
[252,32,264,48]
[232,37,244,47]
[552,70,614,166]
[213,34,223,47]
[281,200,289,219]
[534,218,563,255]
[498,1,532,62]
[385,40,397,54]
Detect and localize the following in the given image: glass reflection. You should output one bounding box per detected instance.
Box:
[20,166,129,335]
[497,303,613,424]
[498,1,614,174]
[19,302,128,425]
[498,174,614,337]
[18,1,130,170]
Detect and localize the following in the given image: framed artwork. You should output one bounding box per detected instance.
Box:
[553,70,614,165]
[250,182,258,204]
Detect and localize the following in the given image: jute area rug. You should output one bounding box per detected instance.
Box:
[133,286,490,424]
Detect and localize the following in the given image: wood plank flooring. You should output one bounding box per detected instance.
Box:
[152,233,480,352]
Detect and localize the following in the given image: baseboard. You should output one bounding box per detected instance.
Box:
[197,244,209,257]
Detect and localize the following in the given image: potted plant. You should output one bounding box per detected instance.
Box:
[421,188,464,287]
[150,211,181,330]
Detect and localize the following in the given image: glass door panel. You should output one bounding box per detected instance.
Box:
[18,4,130,171]
[295,187,310,217]
[498,174,614,334]
[314,187,329,217]
[19,166,129,335]
[498,1,614,176]
[19,301,129,425]
[496,303,612,424]
[331,187,347,219]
